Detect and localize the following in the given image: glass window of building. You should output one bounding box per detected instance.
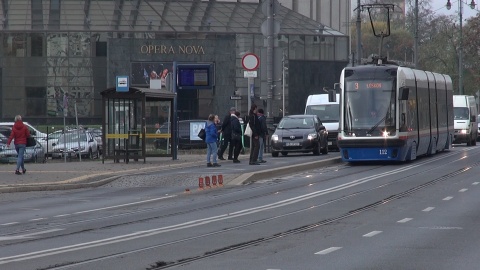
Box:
[305,36,320,60]
[289,35,304,60]
[320,36,334,61]
[335,37,348,61]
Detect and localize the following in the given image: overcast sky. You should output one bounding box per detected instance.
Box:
[350,0,479,20]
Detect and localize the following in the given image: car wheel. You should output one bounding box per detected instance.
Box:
[281,152,288,156]
[312,141,320,155]
[320,140,329,155]
[272,151,279,157]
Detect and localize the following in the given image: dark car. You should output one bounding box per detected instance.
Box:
[270,114,328,157]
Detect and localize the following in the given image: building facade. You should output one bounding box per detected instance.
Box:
[0,0,349,127]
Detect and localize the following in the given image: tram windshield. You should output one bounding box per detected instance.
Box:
[344,79,396,137]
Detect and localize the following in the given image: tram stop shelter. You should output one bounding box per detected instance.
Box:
[101,87,175,163]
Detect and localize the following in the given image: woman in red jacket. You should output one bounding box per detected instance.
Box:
[7,115,30,175]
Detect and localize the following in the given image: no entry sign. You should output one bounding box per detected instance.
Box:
[241,53,259,71]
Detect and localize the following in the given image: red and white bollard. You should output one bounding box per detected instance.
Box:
[205,176,211,188]
[218,174,223,186]
[198,177,204,190]
[212,175,217,187]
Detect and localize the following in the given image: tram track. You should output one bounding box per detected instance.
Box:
[28,150,480,269]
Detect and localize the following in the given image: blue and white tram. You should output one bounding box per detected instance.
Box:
[337,64,454,162]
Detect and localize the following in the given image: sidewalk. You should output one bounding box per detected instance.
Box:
[0,155,210,193]
[0,153,342,193]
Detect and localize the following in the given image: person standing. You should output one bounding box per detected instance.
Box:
[7,115,31,175]
[230,111,243,163]
[257,108,268,163]
[205,114,221,167]
[218,107,236,160]
[247,104,261,165]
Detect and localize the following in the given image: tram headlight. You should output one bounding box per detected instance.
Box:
[382,131,390,137]
[307,133,317,140]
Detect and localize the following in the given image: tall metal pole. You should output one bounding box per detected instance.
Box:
[459,0,464,95]
[414,0,418,68]
[266,0,274,117]
[282,53,285,117]
[356,0,362,66]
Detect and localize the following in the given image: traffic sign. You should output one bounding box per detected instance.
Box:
[244,71,257,78]
[230,95,242,100]
[242,53,259,71]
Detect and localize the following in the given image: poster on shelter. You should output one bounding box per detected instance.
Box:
[131,62,172,87]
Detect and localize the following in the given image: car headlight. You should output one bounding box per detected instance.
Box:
[24,153,32,159]
[308,133,317,140]
[271,134,279,141]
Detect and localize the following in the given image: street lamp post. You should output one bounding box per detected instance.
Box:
[446,0,476,95]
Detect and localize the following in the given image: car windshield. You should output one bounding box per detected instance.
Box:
[278,118,314,129]
[454,107,469,120]
[58,133,87,144]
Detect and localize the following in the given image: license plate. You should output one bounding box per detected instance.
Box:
[286,142,300,146]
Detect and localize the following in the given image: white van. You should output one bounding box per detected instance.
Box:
[453,95,478,146]
[305,93,340,150]
[0,122,47,140]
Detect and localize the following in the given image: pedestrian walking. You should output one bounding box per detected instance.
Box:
[246,104,261,165]
[230,111,243,163]
[257,108,268,163]
[205,114,221,167]
[7,115,31,175]
[218,107,236,160]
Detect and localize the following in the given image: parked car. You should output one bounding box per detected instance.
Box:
[478,114,480,142]
[0,122,47,140]
[0,126,12,139]
[86,128,103,154]
[270,114,328,157]
[51,130,99,159]
[38,130,65,157]
[0,138,46,163]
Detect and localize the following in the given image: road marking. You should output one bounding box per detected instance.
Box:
[459,188,468,192]
[315,247,342,255]
[472,182,479,185]
[0,155,459,264]
[422,207,435,212]
[29,218,45,221]
[0,229,64,241]
[54,214,71,217]
[397,218,412,223]
[363,231,382,237]
[73,195,176,214]
[0,222,19,226]
[443,196,453,201]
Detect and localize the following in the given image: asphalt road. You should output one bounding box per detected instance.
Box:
[1,146,480,270]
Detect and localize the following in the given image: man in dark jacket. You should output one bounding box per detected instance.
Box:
[218,107,236,160]
[7,115,30,175]
[257,108,268,163]
[247,104,262,165]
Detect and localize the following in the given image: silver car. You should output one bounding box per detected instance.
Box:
[0,138,46,163]
[51,131,99,159]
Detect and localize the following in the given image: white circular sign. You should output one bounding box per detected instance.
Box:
[242,53,259,71]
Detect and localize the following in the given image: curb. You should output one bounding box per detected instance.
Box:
[228,157,343,185]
